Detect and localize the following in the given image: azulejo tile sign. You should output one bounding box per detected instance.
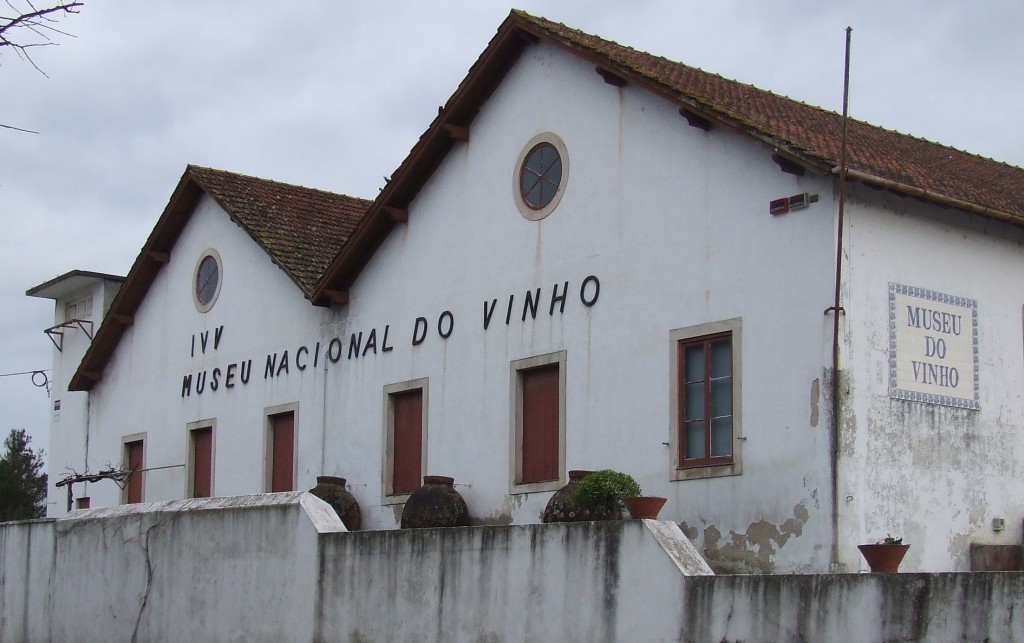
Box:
[888,283,979,409]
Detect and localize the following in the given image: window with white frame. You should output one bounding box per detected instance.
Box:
[187,419,215,498]
[510,351,566,492]
[265,403,297,492]
[122,433,146,504]
[382,378,428,502]
[670,319,742,480]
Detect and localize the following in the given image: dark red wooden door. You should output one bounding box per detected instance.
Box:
[270,412,295,492]
[125,440,144,503]
[392,389,423,495]
[521,365,559,483]
[192,428,213,498]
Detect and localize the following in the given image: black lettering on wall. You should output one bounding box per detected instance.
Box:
[580,275,600,307]
[276,350,290,377]
[327,338,342,363]
[438,311,454,339]
[196,371,207,395]
[265,354,277,379]
[240,360,252,384]
[313,341,321,368]
[296,345,309,371]
[211,367,221,392]
[349,332,363,359]
[200,330,209,354]
[549,281,568,315]
[522,288,541,321]
[214,325,224,350]
[412,317,428,346]
[505,294,514,325]
[382,325,394,352]
[225,363,237,388]
[483,299,498,330]
[181,374,193,398]
[363,329,378,357]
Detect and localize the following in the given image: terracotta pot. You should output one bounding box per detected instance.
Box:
[623,496,667,520]
[542,470,619,523]
[858,543,910,573]
[310,476,361,531]
[400,476,471,529]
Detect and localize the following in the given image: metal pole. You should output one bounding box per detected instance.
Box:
[831,26,852,570]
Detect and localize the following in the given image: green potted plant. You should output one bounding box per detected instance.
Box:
[858,535,910,573]
[571,469,666,520]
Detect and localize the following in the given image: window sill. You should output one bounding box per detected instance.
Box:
[380,492,413,506]
[509,479,562,495]
[671,462,741,481]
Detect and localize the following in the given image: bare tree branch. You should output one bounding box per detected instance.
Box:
[1,2,82,132]
[0,1,82,75]
[0,121,38,133]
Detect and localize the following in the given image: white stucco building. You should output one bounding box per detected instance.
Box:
[28,11,1024,574]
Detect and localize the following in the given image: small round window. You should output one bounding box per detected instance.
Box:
[514,133,568,220]
[521,143,562,209]
[193,250,222,312]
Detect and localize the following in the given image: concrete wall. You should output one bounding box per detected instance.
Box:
[0,518,55,641]
[3,497,1023,642]
[1,492,344,642]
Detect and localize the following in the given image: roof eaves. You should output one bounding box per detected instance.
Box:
[514,14,835,176]
[69,169,205,391]
[840,167,1024,228]
[312,11,536,304]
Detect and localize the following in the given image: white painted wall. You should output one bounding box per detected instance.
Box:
[80,194,349,510]
[840,185,1024,571]
[49,38,1024,575]
[47,40,841,573]
[331,41,838,571]
[40,276,122,516]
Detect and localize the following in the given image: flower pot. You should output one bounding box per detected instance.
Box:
[858,543,910,573]
[400,475,471,529]
[310,476,361,531]
[543,470,618,523]
[623,496,667,520]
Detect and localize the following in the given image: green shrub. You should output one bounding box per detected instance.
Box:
[571,469,641,513]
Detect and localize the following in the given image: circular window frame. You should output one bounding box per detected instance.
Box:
[514,132,568,221]
[193,249,222,313]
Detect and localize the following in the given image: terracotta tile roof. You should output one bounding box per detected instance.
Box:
[516,11,1024,223]
[188,166,370,296]
[70,167,370,390]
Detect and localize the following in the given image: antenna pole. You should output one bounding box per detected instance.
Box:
[831,25,852,571]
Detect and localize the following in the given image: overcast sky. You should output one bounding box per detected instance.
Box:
[3,1,1023,468]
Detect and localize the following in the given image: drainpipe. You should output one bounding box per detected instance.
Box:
[828,27,853,571]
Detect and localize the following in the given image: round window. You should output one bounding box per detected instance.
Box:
[193,250,222,312]
[520,143,562,210]
[514,133,568,220]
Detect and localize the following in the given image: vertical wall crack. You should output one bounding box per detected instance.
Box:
[131,516,166,643]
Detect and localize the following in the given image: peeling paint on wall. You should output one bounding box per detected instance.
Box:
[691,503,811,574]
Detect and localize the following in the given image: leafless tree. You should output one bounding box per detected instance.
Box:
[1,1,82,74]
[0,1,82,132]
